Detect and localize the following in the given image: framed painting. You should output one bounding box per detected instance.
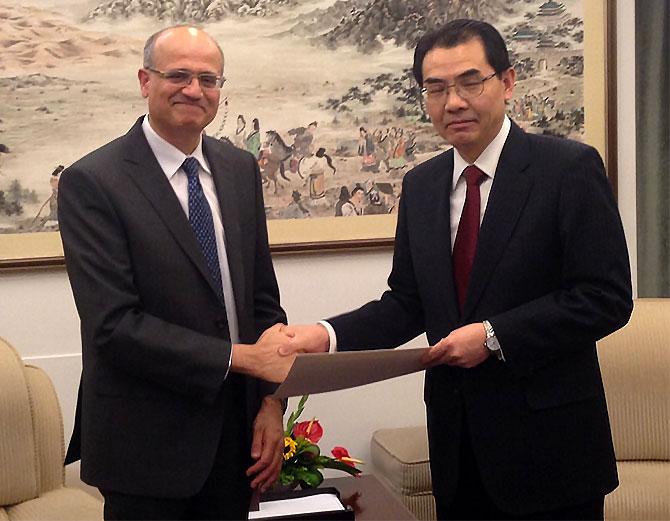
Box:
[0,0,616,266]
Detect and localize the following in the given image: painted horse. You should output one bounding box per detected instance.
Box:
[260,130,294,194]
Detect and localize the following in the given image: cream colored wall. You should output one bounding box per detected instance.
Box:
[0,0,636,490]
[616,0,637,296]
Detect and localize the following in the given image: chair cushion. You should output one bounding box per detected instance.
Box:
[598,299,670,460]
[23,366,65,493]
[371,426,432,495]
[5,488,102,521]
[0,338,39,505]
[605,461,670,520]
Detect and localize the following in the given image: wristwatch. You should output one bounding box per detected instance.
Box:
[482,320,504,361]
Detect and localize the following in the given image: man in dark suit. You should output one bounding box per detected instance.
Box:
[285,19,632,520]
[58,25,295,520]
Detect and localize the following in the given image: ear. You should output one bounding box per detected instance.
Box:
[501,67,516,101]
[138,69,150,98]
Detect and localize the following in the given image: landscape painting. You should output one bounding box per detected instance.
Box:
[0,0,609,265]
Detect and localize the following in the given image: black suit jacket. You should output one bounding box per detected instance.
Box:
[329,122,632,514]
[59,117,286,498]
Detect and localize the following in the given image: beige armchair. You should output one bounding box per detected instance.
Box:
[598,298,670,520]
[0,336,102,520]
[371,298,670,520]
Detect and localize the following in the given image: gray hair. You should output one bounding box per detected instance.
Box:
[142,24,224,73]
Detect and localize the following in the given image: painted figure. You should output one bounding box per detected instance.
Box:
[233,114,246,149]
[358,126,379,172]
[245,117,261,159]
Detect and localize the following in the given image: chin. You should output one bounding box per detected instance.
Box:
[175,116,208,129]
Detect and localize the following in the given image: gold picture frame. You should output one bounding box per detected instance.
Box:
[0,0,616,267]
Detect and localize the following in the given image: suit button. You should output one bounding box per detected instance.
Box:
[215,319,227,330]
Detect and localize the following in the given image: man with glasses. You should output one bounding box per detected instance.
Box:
[59,25,294,520]
[285,19,632,520]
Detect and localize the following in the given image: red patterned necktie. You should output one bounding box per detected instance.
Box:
[452,165,486,312]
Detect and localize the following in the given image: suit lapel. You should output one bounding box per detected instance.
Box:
[120,118,221,300]
[203,137,246,317]
[463,122,534,317]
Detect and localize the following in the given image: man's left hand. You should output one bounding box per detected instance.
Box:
[247,397,285,492]
[422,323,489,368]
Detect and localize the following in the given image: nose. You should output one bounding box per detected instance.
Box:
[181,76,204,98]
[443,87,468,111]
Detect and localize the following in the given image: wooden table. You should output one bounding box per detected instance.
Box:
[322,475,417,521]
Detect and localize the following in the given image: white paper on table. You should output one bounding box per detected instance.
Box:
[247,493,344,519]
[273,348,429,399]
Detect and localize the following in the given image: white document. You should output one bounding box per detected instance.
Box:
[274,348,429,399]
[248,493,344,519]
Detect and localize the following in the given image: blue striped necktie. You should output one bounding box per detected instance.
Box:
[182,157,224,301]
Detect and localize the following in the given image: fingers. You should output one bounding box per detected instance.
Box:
[250,422,264,461]
[279,324,330,355]
[259,323,294,343]
[278,324,296,338]
[422,339,450,366]
[249,449,282,491]
[247,398,285,491]
[247,427,284,492]
[421,348,442,366]
[423,324,491,369]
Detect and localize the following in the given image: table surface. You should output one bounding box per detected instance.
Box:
[322,474,417,521]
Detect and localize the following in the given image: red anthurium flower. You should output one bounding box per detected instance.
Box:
[292,419,324,443]
[331,446,362,468]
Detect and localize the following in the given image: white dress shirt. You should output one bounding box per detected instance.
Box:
[142,116,239,373]
[321,116,512,352]
[450,116,510,249]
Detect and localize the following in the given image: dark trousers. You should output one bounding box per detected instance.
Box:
[102,382,251,520]
[434,419,604,521]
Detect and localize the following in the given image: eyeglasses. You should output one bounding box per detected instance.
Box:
[421,72,498,102]
[146,68,226,89]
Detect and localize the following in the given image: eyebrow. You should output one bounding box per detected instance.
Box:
[423,68,485,84]
[170,68,219,75]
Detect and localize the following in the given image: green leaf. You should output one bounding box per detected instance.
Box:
[295,438,319,455]
[295,468,324,488]
[320,459,363,476]
[285,395,310,435]
[279,468,296,485]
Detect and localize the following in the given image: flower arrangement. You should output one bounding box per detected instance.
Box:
[279,395,362,489]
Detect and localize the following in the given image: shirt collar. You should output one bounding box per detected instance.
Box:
[141,115,211,179]
[452,115,511,190]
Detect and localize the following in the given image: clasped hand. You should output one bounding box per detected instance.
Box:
[422,322,490,368]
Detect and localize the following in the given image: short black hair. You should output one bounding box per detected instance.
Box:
[412,19,511,86]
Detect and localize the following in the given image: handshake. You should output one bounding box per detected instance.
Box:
[231,320,492,384]
[230,323,330,384]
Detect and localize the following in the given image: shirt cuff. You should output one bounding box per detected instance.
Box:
[223,344,233,380]
[318,320,337,353]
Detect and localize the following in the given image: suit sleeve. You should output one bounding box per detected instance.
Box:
[59,165,232,404]
[490,146,633,376]
[248,157,287,397]
[250,158,287,334]
[328,175,426,350]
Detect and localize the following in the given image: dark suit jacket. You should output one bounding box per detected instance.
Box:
[59,117,286,498]
[329,122,632,515]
